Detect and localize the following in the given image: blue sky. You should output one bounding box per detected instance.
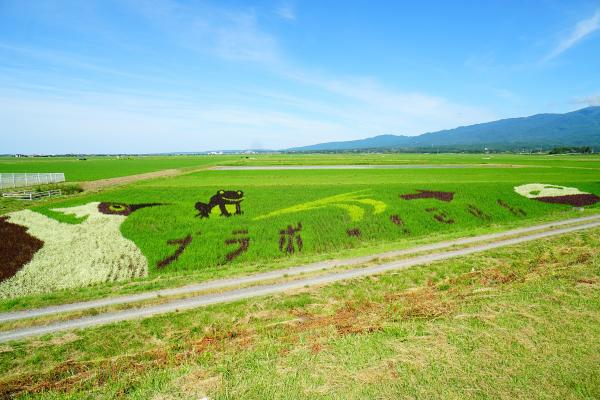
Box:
[1,0,600,153]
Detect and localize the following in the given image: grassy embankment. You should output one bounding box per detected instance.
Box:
[0,227,598,399]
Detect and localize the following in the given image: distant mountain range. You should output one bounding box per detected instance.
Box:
[288,106,600,152]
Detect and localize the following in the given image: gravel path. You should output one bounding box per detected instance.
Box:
[1,214,599,343]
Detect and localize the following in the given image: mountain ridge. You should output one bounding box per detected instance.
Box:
[288,106,600,151]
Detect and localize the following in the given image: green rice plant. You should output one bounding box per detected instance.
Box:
[0,155,237,181]
[27,179,598,278]
[3,158,598,299]
[254,190,387,222]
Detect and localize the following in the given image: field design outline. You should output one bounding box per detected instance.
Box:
[195,190,244,218]
[0,202,149,298]
[514,183,600,207]
[400,190,454,202]
[253,190,387,222]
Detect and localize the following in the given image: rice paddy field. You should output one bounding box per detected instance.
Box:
[2,152,600,181]
[0,155,234,181]
[2,153,600,399]
[33,167,600,272]
[1,153,599,305]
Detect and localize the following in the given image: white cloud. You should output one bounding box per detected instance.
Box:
[213,12,280,64]
[0,43,152,80]
[276,2,296,21]
[545,9,600,61]
[573,94,600,106]
[119,1,498,139]
[1,0,498,152]
[0,89,349,153]
[464,52,497,71]
[272,69,495,133]
[492,88,521,103]
[0,78,495,153]
[132,0,282,65]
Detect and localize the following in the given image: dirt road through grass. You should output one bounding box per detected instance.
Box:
[79,169,182,191]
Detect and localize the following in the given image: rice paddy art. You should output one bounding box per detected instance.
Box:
[497,199,527,216]
[400,190,454,202]
[390,215,410,234]
[98,202,162,216]
[425,208,455,224]
[514,184,600,207]
[157,234,194,268]
[195,190,245,218]
[3,163,597,301]
[225,229,250,261]
[0,202,150,298]
[254,191,387,222]
[467,204,491,221]
[279,223,303,254]
[346,228,361,237]
[0,216,44,283]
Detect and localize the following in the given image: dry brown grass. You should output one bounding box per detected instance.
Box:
[393,286,455,318]
[288,301,383,336]
[0,348,170,398]
[176,369,222,399]
[0,326,254,398]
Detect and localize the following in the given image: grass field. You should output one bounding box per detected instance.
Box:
[218,152,600,169]
[1,154,599,305]
[33,168,600,276]
[1,227,598,399]
[2,153,600,182]
[0,155,236,182]
[1,154,600,398]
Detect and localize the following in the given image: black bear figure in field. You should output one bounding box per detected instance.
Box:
[195,190,244,218]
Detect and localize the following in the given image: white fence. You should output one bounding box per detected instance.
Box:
[0,173,66,189]
[2,189,62,200]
